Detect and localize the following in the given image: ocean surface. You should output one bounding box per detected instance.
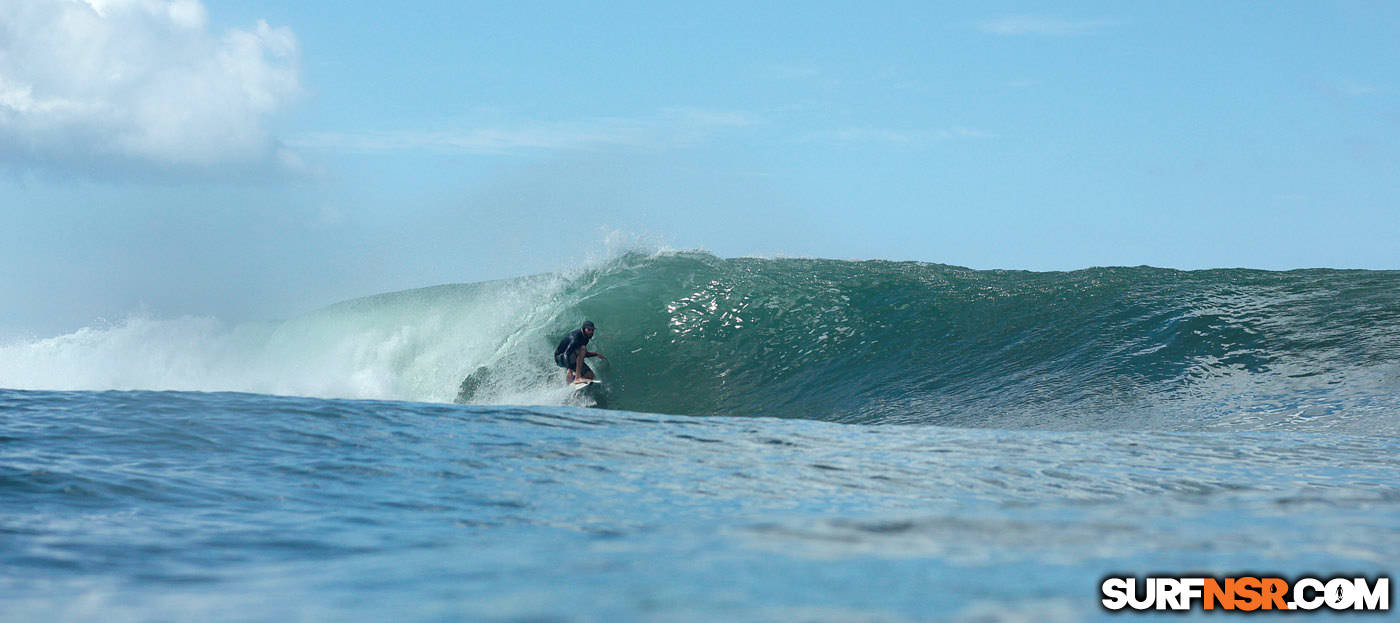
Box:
[2,252,1397,621]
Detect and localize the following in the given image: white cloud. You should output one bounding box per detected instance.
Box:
[979,15,1117,37]
[764,63,823,80]
[288,108,756,156]
[0,0,301,176]
[1333,79,1381,97]
[821,126,995,146]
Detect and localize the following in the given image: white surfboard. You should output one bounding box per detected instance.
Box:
[571,379,601,391]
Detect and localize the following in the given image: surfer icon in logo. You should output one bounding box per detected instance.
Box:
[554,320,606,385]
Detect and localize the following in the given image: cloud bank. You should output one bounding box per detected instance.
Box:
[0,0,302,177]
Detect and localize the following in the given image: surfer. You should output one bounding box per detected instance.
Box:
[554,320,606,383]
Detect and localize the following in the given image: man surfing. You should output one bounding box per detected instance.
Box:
[554,320,606,384]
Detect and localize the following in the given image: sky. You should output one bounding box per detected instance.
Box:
[2,0,1398,337]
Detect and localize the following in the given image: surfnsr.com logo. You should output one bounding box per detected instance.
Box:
[1100,576,1390,612]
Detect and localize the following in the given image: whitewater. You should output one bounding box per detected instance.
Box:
[2,251,1397,621]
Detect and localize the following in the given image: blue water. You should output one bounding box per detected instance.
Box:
[2,254,1398,620]
[3,389,1396,621]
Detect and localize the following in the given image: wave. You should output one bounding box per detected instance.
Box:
[3,251,1399,432]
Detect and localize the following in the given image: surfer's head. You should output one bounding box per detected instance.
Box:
[582,320,595,336]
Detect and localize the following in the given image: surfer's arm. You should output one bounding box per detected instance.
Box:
[586,351,606,360]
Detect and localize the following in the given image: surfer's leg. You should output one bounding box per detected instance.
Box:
[580,362,594,380]
[558,353,575,383]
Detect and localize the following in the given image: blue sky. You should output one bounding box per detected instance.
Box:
[2,1,1398,336]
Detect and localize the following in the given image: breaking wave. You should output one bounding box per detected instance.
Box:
[3,251,1398,433]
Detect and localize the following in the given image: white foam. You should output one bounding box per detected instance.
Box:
[0,248,672,405]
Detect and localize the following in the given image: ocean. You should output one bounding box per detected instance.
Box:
[2,252,1397,621]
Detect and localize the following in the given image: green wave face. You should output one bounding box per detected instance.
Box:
[445,252,1400,433]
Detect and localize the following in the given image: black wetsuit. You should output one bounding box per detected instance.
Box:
[554,329,592,375]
